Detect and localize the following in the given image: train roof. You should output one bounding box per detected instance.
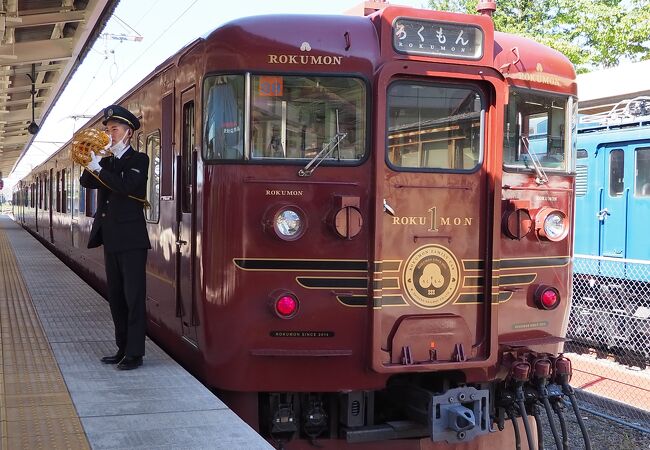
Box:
[578,97,650,133]
[493,31,577,95]
[24,8,578,177]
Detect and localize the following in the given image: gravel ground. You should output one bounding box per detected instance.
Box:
[537,404,650,450]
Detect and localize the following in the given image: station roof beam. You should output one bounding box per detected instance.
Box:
[0,0,118,182]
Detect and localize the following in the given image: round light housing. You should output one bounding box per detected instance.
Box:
[275,294,299,318]
[503,208,532,240]
[535,285,561,310]
[535,207,569,242]
[274,208,305,240]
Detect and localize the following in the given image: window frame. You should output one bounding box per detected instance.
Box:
[384,79,486,174]
[145,129,161,223]
[201,71,371,168]
[634,146,650,198]
[502,88,577,175]
[609,148,625,198]
[181,98,195,214]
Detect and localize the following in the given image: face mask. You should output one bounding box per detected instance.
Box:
[109,129,130,154]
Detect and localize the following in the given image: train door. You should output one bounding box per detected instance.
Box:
[372,76,492,371]
[176,86,199,346]
[599,145,628,258]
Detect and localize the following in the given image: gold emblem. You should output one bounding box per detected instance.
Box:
[403,245,460,309]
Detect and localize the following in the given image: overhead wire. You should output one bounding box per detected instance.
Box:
[83,0,200,114]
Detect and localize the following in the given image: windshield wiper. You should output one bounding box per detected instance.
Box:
[517,112,547,185]
[298,109,347,177]
[520,136,548,185]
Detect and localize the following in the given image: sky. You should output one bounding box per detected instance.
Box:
[1,0,427,195]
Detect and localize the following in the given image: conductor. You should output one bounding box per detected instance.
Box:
[80,105,151,370]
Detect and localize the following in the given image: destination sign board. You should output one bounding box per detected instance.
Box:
[392,18,484,60]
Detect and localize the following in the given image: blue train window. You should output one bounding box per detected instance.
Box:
[609,149,624,197]
[636,148,650,197]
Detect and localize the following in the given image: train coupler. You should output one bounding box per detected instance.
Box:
[430,386,491,443]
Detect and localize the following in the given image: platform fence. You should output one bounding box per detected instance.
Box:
[567,255,650,433]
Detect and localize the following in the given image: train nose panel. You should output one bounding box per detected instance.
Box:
[388,314,473,365]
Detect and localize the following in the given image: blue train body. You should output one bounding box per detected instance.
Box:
[574,110,650,280]
[569,98,650,365]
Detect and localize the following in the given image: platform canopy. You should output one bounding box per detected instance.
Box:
[0,0,118,185]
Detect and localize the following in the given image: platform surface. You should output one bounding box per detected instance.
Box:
[0,214,272,449]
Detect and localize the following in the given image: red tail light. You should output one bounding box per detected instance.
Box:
[275,294,299,318]
[535,285,560,310]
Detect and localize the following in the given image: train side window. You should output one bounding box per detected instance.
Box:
[71,166,79,219]
[55,171,60,212]
[60,170,66,213]
[44,176,48,211]
[635,147,650,197]
[66,167,72,214]
[387,82,482,170]
[203,75,244,160]
[145,131,161,222]
[161,93,174,197]
[181,100,195,213]
[609,149,624,197]
[77,165,85,217]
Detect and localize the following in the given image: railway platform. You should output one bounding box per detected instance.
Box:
[0,214,271,449]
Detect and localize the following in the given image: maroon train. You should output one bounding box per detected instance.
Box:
[13,3,589,449]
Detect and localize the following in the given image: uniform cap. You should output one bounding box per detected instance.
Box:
[102,104,141,130]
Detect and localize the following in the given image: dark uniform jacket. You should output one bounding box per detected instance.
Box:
[79,147,151,253]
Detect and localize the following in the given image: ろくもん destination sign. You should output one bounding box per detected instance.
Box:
[393,18,483,60]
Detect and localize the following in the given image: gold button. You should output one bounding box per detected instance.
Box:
[101,213,106,217]
[106,200,109,204]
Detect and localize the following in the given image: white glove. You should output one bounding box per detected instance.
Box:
[87,151,102,172]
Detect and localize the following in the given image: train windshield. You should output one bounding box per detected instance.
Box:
[503,89,576,172]
[203,74,366,162]
[386,82,483,171]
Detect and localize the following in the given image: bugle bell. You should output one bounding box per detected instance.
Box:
[70,128,112,167]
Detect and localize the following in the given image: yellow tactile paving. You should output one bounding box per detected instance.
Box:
[0,228,90,450]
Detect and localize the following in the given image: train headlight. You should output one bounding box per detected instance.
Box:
[535,207,569,242]
[274,208,305,240]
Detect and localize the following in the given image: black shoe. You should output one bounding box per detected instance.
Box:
[117,356,143,370]
[100,352,125,364]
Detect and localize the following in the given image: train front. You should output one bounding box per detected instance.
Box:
[198,4,583,449]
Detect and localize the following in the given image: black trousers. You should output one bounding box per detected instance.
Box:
[104,248,148,357]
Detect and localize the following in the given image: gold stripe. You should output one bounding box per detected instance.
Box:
[146,269,174,286]
[232,258,368,272]
[499,273,537,286]
[295,277,367,290]
[108,114,135,129]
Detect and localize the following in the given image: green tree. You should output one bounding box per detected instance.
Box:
[428,0,650,72]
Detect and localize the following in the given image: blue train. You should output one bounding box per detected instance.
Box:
[569,97,650,366]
